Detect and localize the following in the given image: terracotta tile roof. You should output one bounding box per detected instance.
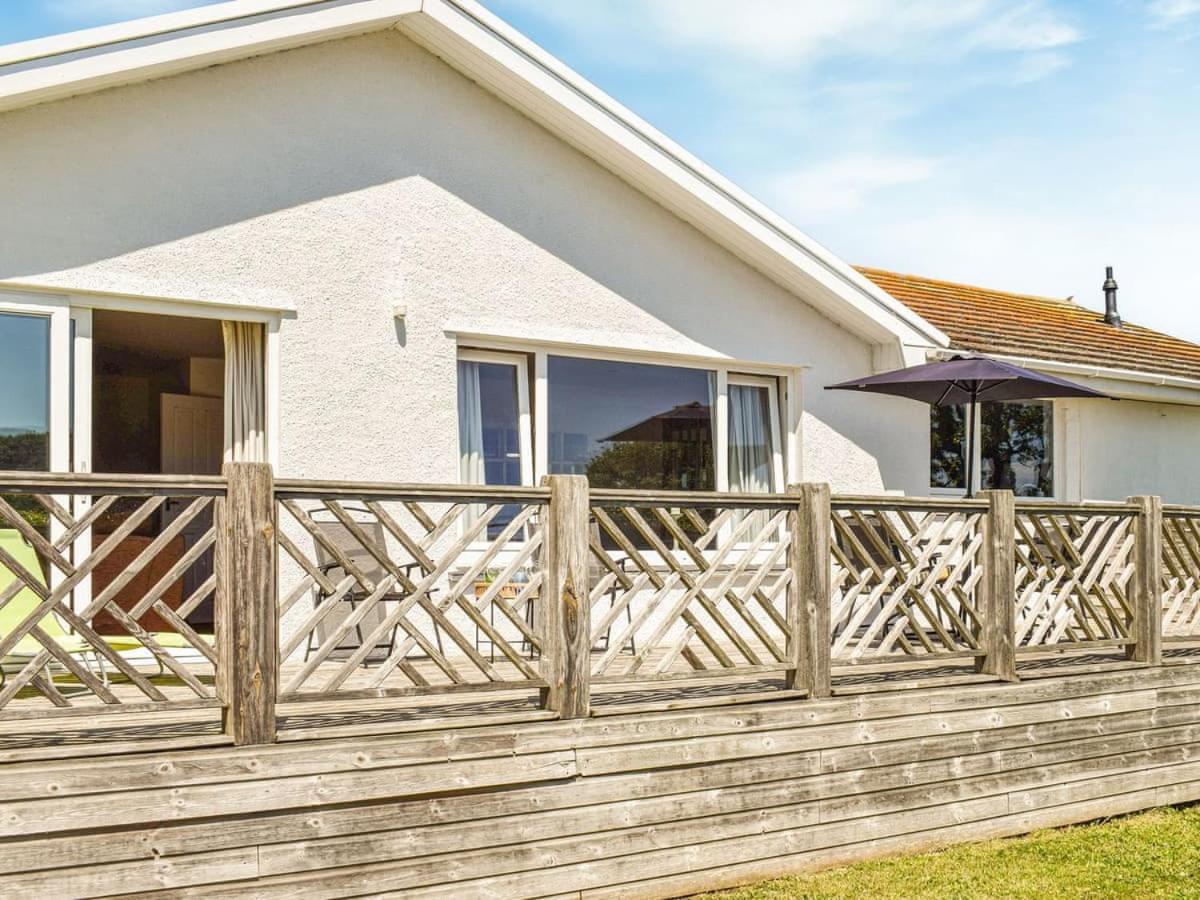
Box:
[857,266,1200,382]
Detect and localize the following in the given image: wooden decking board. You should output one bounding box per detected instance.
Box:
[1,664,1199,896]
[8,708,1200,880]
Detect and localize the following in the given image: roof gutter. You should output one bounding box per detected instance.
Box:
[0,0,345,69]
[929,348,1200,403]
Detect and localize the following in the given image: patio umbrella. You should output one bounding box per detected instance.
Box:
[826,355,1110,496]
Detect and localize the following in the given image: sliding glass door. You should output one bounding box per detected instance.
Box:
[0,296,91,607]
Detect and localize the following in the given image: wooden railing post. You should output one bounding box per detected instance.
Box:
[540,474,591,718]
[787,483,831,698]
[216,462,277,745]
[1127,495,1163,665]
[977,490,1018,682]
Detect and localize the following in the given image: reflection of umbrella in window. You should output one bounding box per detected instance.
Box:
[598,402,714,491]
[826,355,1111,497]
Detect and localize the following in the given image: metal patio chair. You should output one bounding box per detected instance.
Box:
[306,508,442,666]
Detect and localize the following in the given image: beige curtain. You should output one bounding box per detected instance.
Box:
[222,321,266,463]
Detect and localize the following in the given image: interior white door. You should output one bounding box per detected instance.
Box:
[161,393,224,476]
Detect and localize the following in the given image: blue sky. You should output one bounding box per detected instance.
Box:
[4,1,1200,339]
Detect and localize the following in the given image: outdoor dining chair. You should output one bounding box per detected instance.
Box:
[307,508,442,666]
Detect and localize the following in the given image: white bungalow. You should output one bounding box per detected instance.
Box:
[0,0,1197,515]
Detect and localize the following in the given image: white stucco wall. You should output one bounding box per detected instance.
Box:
[0,31,928,495]
[1064,398,1200,505]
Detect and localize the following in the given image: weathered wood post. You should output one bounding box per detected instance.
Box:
[540,474,591,718]
[216,462,277,745]
[1127,495,1163,665]
[787,483,832,698]
[976,489,1018,682]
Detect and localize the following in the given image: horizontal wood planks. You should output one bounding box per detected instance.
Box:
[1,663,1199,897]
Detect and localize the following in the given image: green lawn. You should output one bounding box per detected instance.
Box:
[699,805,1200,899]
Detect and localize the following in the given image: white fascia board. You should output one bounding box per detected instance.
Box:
[0,0,420,113]
[0,278,297,320]
[406,0,949,350]
[929,348,1200,407]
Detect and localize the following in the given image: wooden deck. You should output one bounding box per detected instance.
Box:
[3,471,1200,895]
[2,657,1199,896]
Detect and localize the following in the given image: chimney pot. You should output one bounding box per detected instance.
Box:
[1103,265,1121,327]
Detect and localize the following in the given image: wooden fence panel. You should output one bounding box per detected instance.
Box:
[586,492,795,686]
[1162,508,1200,642]
[829,498,988,665]
[1013,504,1137,653]
[273,483,551,702]
[0,473,224,712]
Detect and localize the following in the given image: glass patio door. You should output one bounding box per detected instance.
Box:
[0,296,92,607]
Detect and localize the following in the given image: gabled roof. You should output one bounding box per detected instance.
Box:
[858,266,1200,383]
[0,0,947,351]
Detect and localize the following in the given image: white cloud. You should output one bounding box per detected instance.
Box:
[499,0,1078,68]
[1007,50,1072,83]
[43,0,207,21]
[967,2,1080,51]
[768,153,942,220]
[1148,0,1200,27]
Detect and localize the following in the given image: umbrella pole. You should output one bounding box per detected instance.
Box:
[965,391,978,498]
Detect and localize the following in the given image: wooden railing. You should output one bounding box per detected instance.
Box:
[1163,504,1200,642]
[0,466,1189,744]
[274,478,551,708]
[0,471,223,714]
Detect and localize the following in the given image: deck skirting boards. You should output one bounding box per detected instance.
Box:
[2,664,1199,898]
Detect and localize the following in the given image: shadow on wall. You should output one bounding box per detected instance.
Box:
[0,30,916,490]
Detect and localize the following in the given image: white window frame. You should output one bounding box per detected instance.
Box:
[726,373,785,495]
[0,293,71,473]
[929,400,1058,499]
[456,348,535,489]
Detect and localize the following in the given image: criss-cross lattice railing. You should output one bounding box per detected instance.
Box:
[1013,503,1137,652]
[1162,507,1200,642]
[0,472,222,711]
[586,492,795,685]
[829,498,987,664]
[275,481,551,701]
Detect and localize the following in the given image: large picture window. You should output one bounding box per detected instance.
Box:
[455,348,791,536]
[930,401,1054,497]
[548,356,715,491]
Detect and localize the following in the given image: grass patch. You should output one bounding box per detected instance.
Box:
[698,805,1200,899]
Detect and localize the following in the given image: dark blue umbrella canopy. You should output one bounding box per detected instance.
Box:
[827,354,1110,496]
[826,355,1110,406]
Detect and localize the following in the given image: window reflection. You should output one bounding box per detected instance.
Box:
[548,356,715,491]
[0,312,51,535]
[930,404,966,490]
[0,313,50,472]
[982,401,1053,497]
[929,401,1053,497]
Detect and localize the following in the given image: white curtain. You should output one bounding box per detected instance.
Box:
[729,384,773,493]
[729,384,774,539]
[222,321,266,463]
[457,360,485,484]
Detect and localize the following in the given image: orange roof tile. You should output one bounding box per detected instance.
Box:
[857,267,1200,382]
